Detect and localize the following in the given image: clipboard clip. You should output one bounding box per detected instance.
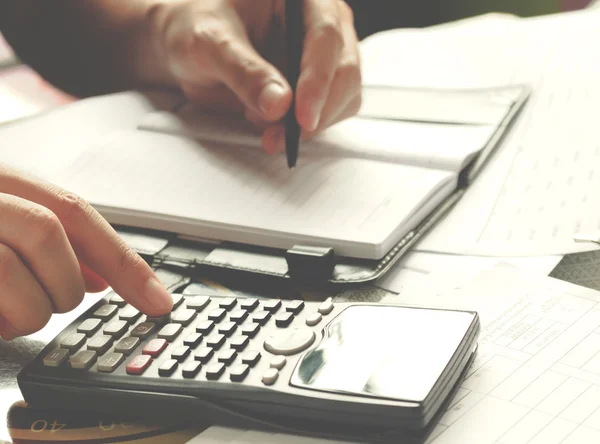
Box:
[285,245,335,282]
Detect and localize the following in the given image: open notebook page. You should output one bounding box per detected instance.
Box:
[138,103,497,173]
[56,129,457,260]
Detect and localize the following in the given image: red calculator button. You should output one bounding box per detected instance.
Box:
[142,339,167,357]
[126,355,152,375]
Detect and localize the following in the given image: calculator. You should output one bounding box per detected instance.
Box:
[18,292,479,436]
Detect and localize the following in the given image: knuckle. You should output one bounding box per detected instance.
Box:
[311,17,344,48]
[338,0,354,22]
[24,206,63,250]
[55,190,92,221]
[337,58,362,87]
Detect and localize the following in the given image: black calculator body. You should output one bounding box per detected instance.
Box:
[18,292,479,439]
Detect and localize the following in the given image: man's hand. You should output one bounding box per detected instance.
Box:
[146,0,362,154]
[0,165,173,341]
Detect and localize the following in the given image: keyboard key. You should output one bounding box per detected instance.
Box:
[172,293,184,310]
[262,368,279,385]
[93,304,118,320]
[114,337,140,356]
[219,298,237,310]
[196,320,215,334]
[104,320,129,338]
[262,300,281,313]
[69,350,97,370]
[275,312,294,328]
[157,323,183,341]
[77,318,102,337]
[305,313,322,326]
[230,364,250,382]
[318,298,334,315]
[184,333,203,349]
[145,314,171,325]
[172,346,191,363]
[61,333,86,352]
[252,311,271,326]
[159,359,178,377]
[218,321,237,337]
[205,363,226,380]
[264,328,316,356]
[229,335,249,351]
[194,347,214,364]
[97,352,124,373]
[142,338,168,357]
[270,356,287,370]
[241,323,260,338]
[88,335,113,355]
[109,294,126,307]
[286,300,305,314]
[239,298,259,312]
[43,348,69,367]
[131,322,156,339]
[119,306,141,324]
[206,334,226,350]
[218,349,237,365]
[173,309,197,326]
[126,354,152,375]
[241,350,261,367]
[208,308,226,322]
[186,295,211,311]
[182,361,202,378]
[229,309,248,324]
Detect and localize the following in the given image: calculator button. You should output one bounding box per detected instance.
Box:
[208,308,226,322]
[275,312,294,328]
[262,368,279,386]
[186,295,211,311]
[126,354,152,375]
[318,298,334,315]
[158,323,183,341]
[69,350,97,370]
[241,323,260,338]
[239,298,259,312]
[88,335,113,355]
[173,309,197,326]
[131,322,156,339]
[218,322,237,337]
[109,294,126,307]
[194,347,214,364]
[184,333,203,348]
[286,300,305,314]
[61,333,86,352]
[206,334,226,350]
[43,348,69,367]
[142,338,168,357]
[270,356,287,370]
[241,350,261,367]
[229,309,248,324]
[206,363,226,380]
[218,349,237,365]
[172,346,191,362]
[104,320,129,338]
[97,353,125,373]
[77,318,102,337]
[93,304,118,320]
[196,320,215,334]
[230,335,249,351]
[159,359,178,377]
[264,328,316,356]
[119,306,141,324]
[262,300,281,313]
[252,311,271,326]
[182,361,202,378]
[172,293,184,310]
[146,314,171,325]
[219,298,237,310]
[230,364,250,382]
[305,313,322,327]
[114,337,140,356]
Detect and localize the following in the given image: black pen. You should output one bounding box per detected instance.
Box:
[285,0,304,169]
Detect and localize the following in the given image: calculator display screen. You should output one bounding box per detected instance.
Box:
[290,305,474,402]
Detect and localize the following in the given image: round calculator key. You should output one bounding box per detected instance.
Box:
[126,355,152,375]
[305,313,322,327]
[142,338,168,357]
[270,356,286,370]
[262,368,279,386]
[264,328,316,356]
[317,298,334,315]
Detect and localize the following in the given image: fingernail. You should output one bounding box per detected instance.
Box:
[143,278,173,314]
[308,97,325,132]
[258,82,287,116]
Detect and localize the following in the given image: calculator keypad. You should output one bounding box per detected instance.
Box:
[41,292,338,388]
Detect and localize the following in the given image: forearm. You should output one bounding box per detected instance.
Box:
[0,0,174,97]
